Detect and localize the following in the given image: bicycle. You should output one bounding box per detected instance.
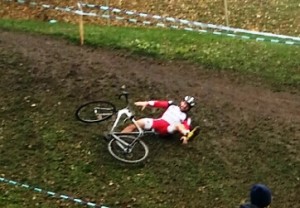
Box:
[75,91,156,164]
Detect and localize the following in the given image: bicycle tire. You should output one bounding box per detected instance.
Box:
[76,101,116,123]
[108,135,149,164]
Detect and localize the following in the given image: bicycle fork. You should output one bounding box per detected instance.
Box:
[108,132,144,155]
[111,134,134,153]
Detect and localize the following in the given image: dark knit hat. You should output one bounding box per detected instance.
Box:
[250,184,272,208]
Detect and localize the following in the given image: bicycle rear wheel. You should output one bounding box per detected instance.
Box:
[76,101,116,123]
[108,135,149,163]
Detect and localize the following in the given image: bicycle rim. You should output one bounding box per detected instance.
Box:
[108,135,149,163]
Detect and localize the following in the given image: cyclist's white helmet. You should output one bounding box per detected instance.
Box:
[184,96,196,107]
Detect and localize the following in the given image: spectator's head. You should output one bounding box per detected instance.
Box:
[250,184,272,208]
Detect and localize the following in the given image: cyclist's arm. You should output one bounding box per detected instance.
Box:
[135,100,172,109]
[134,100,171,111]
[182,117,191,131]
[148,100,172,109]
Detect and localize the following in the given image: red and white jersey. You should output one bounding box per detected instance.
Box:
[148,100,191,129]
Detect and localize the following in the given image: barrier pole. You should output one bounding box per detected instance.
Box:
[77,2,84,45]
[106,0,110,26]
[224,0,229,26]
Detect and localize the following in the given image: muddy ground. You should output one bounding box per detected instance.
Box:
[1,30,299,123]
[0,29,300,208]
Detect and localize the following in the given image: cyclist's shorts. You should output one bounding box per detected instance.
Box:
[142,118,175,135]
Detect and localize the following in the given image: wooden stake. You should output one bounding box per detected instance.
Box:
[78,2,84,45]
[224,0,229,26]
[106,0,110,26]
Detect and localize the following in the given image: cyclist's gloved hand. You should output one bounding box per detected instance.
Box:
[134,101,148,111]
[180,136,189,144]
[180,126,200,144]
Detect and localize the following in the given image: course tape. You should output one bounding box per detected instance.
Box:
[2,0,300,45]
[0,177,109,208]
[60,4,300,46]
[78,3,300,42]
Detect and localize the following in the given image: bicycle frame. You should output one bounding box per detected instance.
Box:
[110,107,142,135]
[110,107,155,136]
[107,101,156,155]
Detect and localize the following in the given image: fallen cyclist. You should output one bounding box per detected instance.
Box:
[121,95,200,144]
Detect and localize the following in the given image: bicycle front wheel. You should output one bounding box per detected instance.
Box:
[76,101,116,123]
[108,135,149,164]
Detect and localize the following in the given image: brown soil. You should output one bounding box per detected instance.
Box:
[1,29,299,125]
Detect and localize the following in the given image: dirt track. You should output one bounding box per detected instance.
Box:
[1,29,299,124]
[1,29,300,208]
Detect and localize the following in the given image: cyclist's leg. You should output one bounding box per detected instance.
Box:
[122,118,169,135]
[151,119,170,135]
[121,118,150,133]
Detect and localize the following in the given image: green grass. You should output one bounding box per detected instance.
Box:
[0,19,300,208]
[0,18,299,87]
